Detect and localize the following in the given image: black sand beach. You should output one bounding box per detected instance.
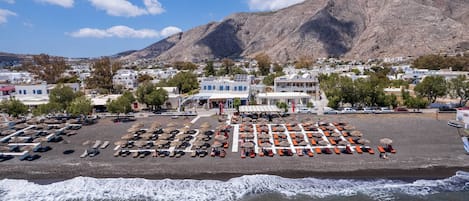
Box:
[1,113,468,181]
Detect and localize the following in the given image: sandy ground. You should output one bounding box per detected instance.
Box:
[1,113,468,181]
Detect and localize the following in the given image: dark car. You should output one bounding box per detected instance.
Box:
[19,153,41,161]
[33,145,52,153]
[394,107,409,112]
[439,106,457,112]
[112,117,136,123]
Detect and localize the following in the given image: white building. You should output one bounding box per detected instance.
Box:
[257,92,312,112]
[14,82,80,106]
[113,69,138,90]
[274,73,319,96]
[0,70,33,84]
[191,75,252,108]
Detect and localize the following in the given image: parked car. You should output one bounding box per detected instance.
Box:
[341,107,357,114]
[33,145,52,153]
[438,106,457,112]
[378,107,394,113]
[362,107,376,114]
[297,108,315,114]
[324,107,339,114]
[19,153,40,161]
[394,107,409,112]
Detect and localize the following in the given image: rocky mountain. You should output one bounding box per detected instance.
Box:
[121,0,469,62]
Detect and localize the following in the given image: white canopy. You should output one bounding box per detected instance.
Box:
[239,105,281,113]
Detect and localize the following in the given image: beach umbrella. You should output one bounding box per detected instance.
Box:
[179,127,189,134]
[171,141,183,147]
[176,134,190,140]
[338,140,349,146]
[350,131,363,137]
[312,133,323,138]
[121,134,133,140]
[380,138,393,145]
[114,140,128,146]
[245,133,255,139]
[134,141,148,148]
[214,135,227,141]
[196,134,208,140]
[318,140,329,146]
[200,122,211,129]
[0,146,10,151]
[279,141,290,147]
[127,127,140,133]
[21,146,33,152]
[331,132,341,137]
[260,142,272,147]
[131,122,144,129]
[184,122,193,128]
[33,137,48,143]
[344,125,355,130]
[241,142,255,148]
[155,140,169,146]
[167,122,177,128]
[277,127,285,132]
[140,133,153,139]
[192,141,204,147]
[159,134,172,140]
[299,141,308,146]
[258,133,270,139]
[357,139,370,145]
[212,141,223,148]
[151,122,162,128]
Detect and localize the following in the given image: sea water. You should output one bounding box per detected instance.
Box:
[0,171,468,201]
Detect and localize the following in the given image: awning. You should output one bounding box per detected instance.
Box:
[239,105,281,113]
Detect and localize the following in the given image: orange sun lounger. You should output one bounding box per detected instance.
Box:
[296,148,303,156]
[348,138,355,144]
[292,140,298,146]
[307,133,313,138]
[273,134,279,139]
[334,147,341,154]
[377,146,386,153]
[329,138,336,145]
[290,133,296,138]
[274,139,280,146]
[368,147,375,154]
[310,138,317,145]
[324,131,330,137]
[355,145,363,154]
[315,147,322,154]
[307,149,314,157]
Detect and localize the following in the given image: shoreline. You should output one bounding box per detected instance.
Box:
[3,166,468,184]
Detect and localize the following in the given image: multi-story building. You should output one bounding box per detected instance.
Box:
[113,69,138,90]
[274,73,319,95]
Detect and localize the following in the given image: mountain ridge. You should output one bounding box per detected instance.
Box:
[120,0,469,62]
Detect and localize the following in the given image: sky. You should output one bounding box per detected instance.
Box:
[0,0,305,58]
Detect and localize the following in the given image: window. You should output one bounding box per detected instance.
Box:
[226,86,230,91]
[244,86,247,91]
[208,85,212,90]
[37,90,42,95]
[213,85,215,90]
[203,86,207,90]
[19,90,22,94]
[239,86,242,91]
[33,90,36,94]
[23,90,27,95]
[219,86,223,91]
[234,87,237,91]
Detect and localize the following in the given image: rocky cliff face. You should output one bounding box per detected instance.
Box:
[121,0,469,62]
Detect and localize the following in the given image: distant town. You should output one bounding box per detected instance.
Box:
[0,52,468,117]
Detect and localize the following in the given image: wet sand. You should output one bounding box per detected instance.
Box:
[1,113,468,181]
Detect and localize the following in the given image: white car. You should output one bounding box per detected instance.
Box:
[378,107,394,113]
[362,107,376,114]
[323,107,339,114]
[341,107,357,114]
[297,108,316,114]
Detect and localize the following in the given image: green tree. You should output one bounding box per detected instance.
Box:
[21,54,69,84]
[67,96,92,116]
[86,57,121,91]
[448,75,469,106]
[222,58,235,75]
[0,98,28,117]
[204,61,216,77]
[33,102,61,116]
[414,76,447,103]
[233,98,241,112]
[255,53,271,76]
[167,72,199,94]
[173,61,198,71]
[262,72,285,86]
[137,74,154,84]
[106,91,135,115]
[276,102,288,112]
[272,63,283,73]
[136,82,168,111]
[49,84,77,111]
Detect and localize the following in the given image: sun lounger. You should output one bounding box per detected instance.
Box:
[223,142,229,149]
[307,149,314,157]
[315,147,322,154]
[348,138,355,144]
[259,148,264,157]
[345,146,353,154]
[241,149,246,158]
[368,147,375,154]
[324,131,330,137]
[92,140,101,149]
[290,133,296,138]
[329,138,336,145]
[296,148,303,156]
[387,145,397,153]
[169,150,176,157]
[114,150,120,157]
[267,149,274,157]
[191,151,197,157]
[220,150,226,158]
[274,139,280,146]
[80,149,88,158]
[100,141,110,149]
[355,145,363,154]
[273,134,279,139]
[249,150,256,158]
[293,140,298,146]
[307,133,313,138]
[278,149,284,156]
[334,147,341,154]
[323,148,332,154]
[132,151,140,158]
[310,138,317,145]
[377,146,386,153]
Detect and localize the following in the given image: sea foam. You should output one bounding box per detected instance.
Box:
[0,171,468,201]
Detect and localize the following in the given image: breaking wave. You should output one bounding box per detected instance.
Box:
[0,171,468,201]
